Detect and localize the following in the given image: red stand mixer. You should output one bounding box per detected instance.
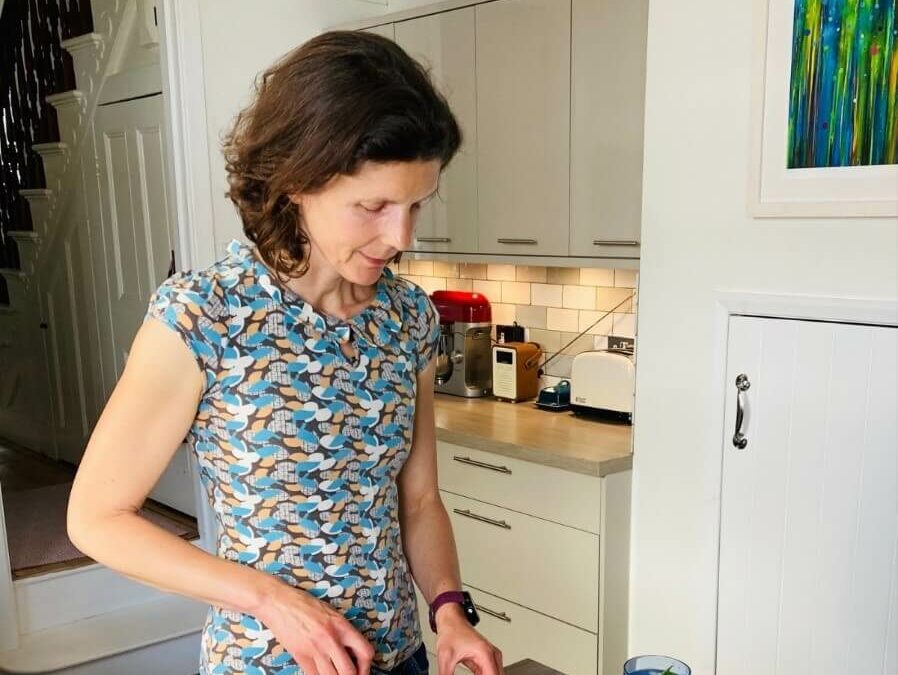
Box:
[430,290,493,397]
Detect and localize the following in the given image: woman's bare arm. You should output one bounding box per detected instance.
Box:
[66,317,280,614]
[68,318,375,673]
[398,359,503,673]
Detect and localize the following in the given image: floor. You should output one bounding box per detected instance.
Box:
[0,435,199,579]
[0,436,75,493]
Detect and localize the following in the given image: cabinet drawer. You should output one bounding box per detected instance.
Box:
[415,585,597,675]
[442,491,599,631]
[437,442,601,533]
[468,586,598,675]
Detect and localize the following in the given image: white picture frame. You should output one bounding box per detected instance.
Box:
[749,0,898,218]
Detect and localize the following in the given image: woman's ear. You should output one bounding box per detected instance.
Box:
[287,193,303,207]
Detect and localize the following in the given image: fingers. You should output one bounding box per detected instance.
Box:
[328,641,360,675]
[316,627,366,675]
[296,655,318,675]
[340,625,375,675]
[492,646,505,675]
[438,648,456,675]
[314,653,339,675]
[460,647,502,675]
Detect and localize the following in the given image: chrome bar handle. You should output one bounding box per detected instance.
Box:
[416,237,451,243]
[732,373,750,449]
[453,508,511,530]
[593,240,640,246]
[475,603,512,622]
[497,238,538,245]
[453,455,512,474]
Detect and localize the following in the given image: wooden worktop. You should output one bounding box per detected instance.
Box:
[432,394,633,477]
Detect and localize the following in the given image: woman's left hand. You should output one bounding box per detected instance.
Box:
[435,607,504,675]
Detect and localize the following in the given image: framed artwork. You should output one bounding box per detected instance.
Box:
[751,0,898,218]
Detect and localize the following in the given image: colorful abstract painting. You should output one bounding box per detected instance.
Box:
[788,0,898,168]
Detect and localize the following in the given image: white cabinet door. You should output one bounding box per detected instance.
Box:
[94,94,195,516]
[717,316,898,674]
[395,8,478,254]
[362,23,395,40]
[569,0,647,259]
[475,0,571,256]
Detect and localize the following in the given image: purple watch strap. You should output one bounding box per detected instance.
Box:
[428,590,466,632]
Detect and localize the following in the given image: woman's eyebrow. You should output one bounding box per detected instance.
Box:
[365,187,439,204]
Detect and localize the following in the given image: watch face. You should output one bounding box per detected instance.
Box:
[462,591,481,627]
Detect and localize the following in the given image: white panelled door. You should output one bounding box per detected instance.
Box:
[94,94,196,516]
[717,315,897,674]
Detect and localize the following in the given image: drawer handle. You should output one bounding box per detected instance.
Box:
[452,455,512,474]
[592,240,640,246]
[475,602,512,623]
[416,236,451,243]
[497,238,538,245]
[453,508,511,530]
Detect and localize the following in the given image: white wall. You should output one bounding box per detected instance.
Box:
[630,0,898,672]
[196,0,433,254]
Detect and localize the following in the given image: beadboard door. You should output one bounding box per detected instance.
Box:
[93,94,195,516]
[717,315,897,674]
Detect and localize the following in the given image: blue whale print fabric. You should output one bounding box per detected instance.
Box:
[145,239,439,674]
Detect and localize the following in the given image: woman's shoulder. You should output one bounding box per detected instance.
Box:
[149,241,249,322]
[382,267,437,318]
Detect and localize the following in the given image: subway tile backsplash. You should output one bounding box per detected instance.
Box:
[392,260,639,384]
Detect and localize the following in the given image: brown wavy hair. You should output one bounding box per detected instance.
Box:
[223,30,462,280]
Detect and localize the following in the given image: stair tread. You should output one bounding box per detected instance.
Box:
[59,32,103,51]
[0,594,206,674]
[46,90,85,104]
[31,141,68,152]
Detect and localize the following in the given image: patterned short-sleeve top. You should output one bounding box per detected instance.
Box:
[144,239,440,674]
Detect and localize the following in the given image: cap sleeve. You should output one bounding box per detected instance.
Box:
[144,270,225,392]
[409,286,441,373]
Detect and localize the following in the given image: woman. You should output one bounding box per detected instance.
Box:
[67,31,503,675]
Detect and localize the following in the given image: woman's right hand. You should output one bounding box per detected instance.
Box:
[255,581,375,675]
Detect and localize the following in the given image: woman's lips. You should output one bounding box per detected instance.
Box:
[360,252,389,266]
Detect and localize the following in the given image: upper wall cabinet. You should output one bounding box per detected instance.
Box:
[362,23,396,39]
[475,0,571,257]
[350,0,648,262]
[569,0,648,259]
[395,8,478,254]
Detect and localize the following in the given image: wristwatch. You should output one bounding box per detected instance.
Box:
[428,590,480,633]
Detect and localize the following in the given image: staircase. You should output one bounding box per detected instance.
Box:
[0,0,127,455]
[0,4,213,671]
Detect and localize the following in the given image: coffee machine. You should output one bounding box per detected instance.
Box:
[430,290,492,397]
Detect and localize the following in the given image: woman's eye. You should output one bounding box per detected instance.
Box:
[360,203,384,213]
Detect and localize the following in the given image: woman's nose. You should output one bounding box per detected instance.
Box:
[384,209,416,251]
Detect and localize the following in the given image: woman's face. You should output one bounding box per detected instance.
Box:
[292,159,441,286]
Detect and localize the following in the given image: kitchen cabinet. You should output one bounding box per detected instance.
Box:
[717,316,897,673]
[395,9,478,254]
[362,22,395,40]
[417,441,631,675]
[569,0,648,258]
[474,0,571,257]
[346,0,649,262]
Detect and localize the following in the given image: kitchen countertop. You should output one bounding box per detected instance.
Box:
[432,394,633,477]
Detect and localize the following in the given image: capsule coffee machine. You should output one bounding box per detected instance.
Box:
[430,290,492,397]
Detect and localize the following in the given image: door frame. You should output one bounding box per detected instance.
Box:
[155,0,220,549]
[0,3,219,651]
[707,291,898,671]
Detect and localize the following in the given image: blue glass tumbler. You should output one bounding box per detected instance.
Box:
[623,655,691,675]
